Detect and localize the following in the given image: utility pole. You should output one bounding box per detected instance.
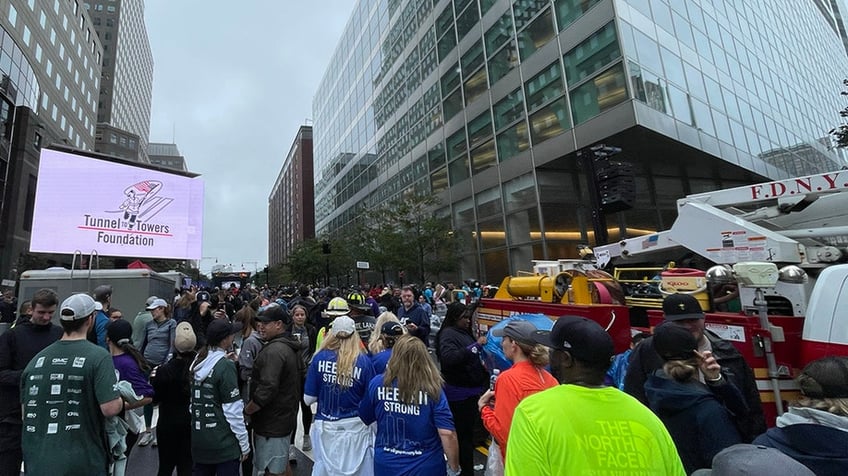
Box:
[322,241,331,287]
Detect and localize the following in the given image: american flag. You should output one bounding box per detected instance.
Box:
[134,181,153,193]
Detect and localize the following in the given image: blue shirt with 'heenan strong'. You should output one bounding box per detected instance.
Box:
[305,349,374,421]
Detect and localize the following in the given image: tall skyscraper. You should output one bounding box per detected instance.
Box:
[269,125,315,267]
[0,1,105,278]
[1,0,103,149]
[312,0,848,283]
[148,142,188,172]
[84,0,153,162]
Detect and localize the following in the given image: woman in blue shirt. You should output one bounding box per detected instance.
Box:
[360,335,460,476]
[304,315,376,475]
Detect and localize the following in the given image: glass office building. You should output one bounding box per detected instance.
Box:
[313,0,848,283]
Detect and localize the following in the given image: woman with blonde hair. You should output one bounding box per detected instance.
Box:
[304,315,376,476]
[173,291,195,323]
[367,311,402,355]
[753,356,848,474]
[644,323,744,474]
[477,320,557,462]
[359,335,460,476]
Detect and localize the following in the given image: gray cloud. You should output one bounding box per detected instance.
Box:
[145,1,354,274]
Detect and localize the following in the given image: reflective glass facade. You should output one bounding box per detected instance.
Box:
[313,0,848,283]
[1,0,104,149]
[619,0,848,177]
[0,28,40,110]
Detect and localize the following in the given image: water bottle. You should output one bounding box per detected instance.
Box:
[490,369,500,391]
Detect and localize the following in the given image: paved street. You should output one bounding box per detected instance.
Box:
[123,405,488,475]
[126,444,315,476]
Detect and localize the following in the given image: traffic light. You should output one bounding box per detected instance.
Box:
[591,145,635,213]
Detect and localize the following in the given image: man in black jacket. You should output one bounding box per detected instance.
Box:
[244,304,302,476]
[624,293,766,442]
[0,289,62,475]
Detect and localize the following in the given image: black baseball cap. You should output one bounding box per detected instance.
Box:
[662,294,705,321]
[381,321,404,336]
[256,303,292,325]
[206,319,243,346]
[531,315,614,365]
[106,319,133,345]
[652,322,698,361]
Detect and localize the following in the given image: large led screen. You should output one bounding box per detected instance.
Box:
[30,148,204,260]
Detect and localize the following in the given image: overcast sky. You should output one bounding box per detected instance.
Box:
[144,1,356,274]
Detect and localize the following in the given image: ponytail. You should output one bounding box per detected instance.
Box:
[117,338,151,374]
[192,345,210,376]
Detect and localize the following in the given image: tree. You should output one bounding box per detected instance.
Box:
[284,239,326,284]
[382,194,462,284]
[830,79,848,148]
[350,220,406,284]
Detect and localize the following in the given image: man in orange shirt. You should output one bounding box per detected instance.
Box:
[478,320,558,459]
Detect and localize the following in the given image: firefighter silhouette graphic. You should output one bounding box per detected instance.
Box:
[116,180,167,229]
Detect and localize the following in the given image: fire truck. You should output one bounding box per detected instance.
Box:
[478,169,848,424]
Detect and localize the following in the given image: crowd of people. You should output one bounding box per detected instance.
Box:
[0,281,845,475]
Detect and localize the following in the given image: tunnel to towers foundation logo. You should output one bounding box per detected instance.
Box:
[78,180,174,248]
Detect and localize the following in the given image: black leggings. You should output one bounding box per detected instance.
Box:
[157,424,192,476]
[290,379,313,446]
[449,396,480,476]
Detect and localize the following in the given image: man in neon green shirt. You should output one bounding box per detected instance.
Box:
[506,316,685,476]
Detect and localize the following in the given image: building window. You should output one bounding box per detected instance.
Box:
[563,22,620,83]
[488,41,519,84]
[107,5,115,12]
[554,0,600,31]
[525,62,565,112]
[569,63,628,124]
[496,121,530,162]
[455,2,480,41]
[442,88,463,122]
[461,40,485,75]
[7,4,16,27]
[516,7,556,61]
[529,97,570,144]
[23,26,31,46]
[494,88,525,130]
[110,133,117,144]
[463,68,488,105]
[485,11,514,56]
[480,0,497,16]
